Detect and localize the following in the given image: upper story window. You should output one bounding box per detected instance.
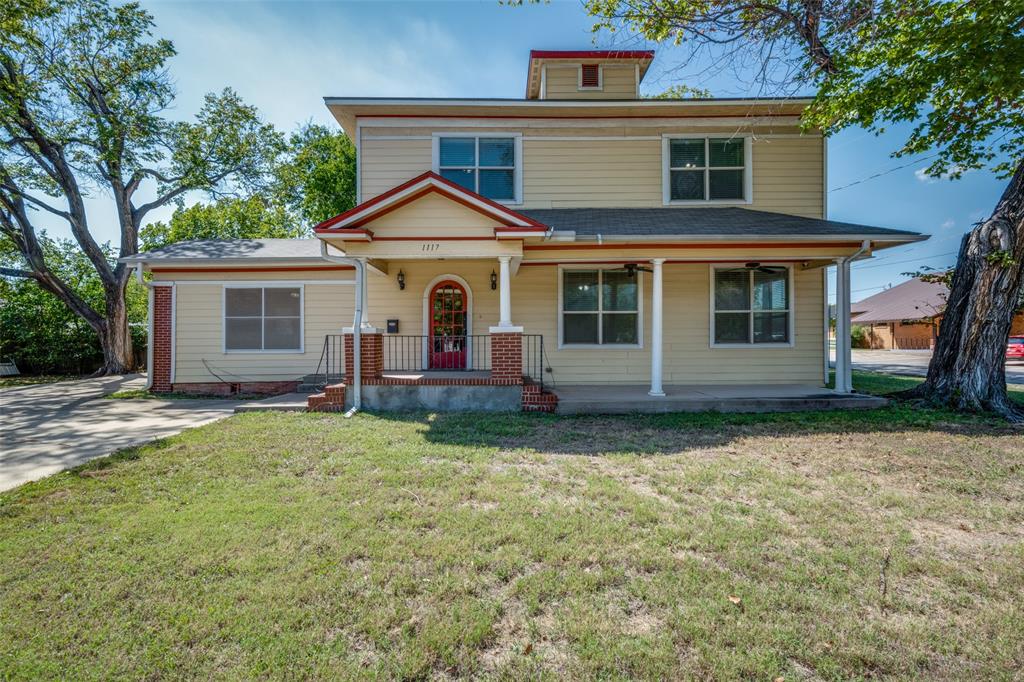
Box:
[579,64,602,90]
[711,266,791,346]
[560,267,641,347]
[663,136,751,204]
[224,286,303,352]
[435,135,521,203]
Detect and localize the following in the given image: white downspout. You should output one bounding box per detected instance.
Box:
[835,240,871,393]
[320,241,364,414]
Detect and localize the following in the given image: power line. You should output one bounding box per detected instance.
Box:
[853,250,958,270]
[828,153,940,193]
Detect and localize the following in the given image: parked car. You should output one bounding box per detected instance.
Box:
[1007,336,1024,360]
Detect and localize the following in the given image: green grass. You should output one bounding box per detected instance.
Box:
[844,369,1024,406]
[1,377,1022,679]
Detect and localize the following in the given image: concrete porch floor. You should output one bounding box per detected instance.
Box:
[551,383,886,414]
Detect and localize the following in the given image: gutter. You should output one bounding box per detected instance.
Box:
[319,241,365,416]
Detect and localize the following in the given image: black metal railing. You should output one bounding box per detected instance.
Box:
[314,333,547,389]
[383,335,492,372]
[314,334,345,387]
[522,334,545,389]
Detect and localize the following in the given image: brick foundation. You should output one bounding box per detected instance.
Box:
[151,286,173,392]
[490,332,523,383]
[172,381,299,397]
[344,332,383,380]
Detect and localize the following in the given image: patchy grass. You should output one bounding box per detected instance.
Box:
[0,374,77,389]
[845,369,1024,406]
[1,383,1022,679]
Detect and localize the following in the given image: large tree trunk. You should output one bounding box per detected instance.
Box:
[94,277,136,376]
[902,159,1024,421]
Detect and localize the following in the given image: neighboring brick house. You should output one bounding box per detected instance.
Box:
[124,48,927,411]
[852,277,1024,350]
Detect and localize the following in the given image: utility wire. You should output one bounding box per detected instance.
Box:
[853,250,958,270]
[828,153,940,193]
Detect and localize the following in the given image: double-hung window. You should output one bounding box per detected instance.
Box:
[436,135,519,203]
[712,266,791,346]
[224,286,303,352]
[560,268,640,346]
[664,136,749,203]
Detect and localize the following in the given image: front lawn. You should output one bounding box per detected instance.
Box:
[1,379,1022,679]
[0,374,76,389]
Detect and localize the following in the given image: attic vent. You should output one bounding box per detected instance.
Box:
[580,64,601,88]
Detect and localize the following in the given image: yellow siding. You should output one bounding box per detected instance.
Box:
[513,263,824,385]
[361,192,502,237]
[162,261,824,386]
[170,279,354,383]
[361,137,431,202]
[543,65,637,99]
[360,129,824,217]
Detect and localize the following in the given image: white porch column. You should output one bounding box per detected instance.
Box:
[358,258,372,329]
[496,255,514,329]
[834,258,852,393]
[648,258,665,397]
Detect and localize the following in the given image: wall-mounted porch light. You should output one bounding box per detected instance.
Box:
[490,270,498,290]
[397,270,406,290]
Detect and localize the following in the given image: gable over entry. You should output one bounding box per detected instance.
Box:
[314,171,548,263]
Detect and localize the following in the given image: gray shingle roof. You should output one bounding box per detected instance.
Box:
[123,239,325,262]
[517,207,922,239]
[851,278,949,323]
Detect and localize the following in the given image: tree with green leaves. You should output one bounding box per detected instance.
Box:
[0,0,284,374]
[559,0,1024,420]
[140,124,356,251]
[0,234,147,374]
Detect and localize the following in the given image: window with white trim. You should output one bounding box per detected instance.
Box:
[666,136,748,202]
[437,136,517,202]
[224,286,302,351]
[561,268,639,346]
[712,266,790,345]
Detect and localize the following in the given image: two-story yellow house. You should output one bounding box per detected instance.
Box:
[125,50,926,413]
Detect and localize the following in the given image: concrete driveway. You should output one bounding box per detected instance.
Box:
[0,375,241,492]
[832,349,1024,385]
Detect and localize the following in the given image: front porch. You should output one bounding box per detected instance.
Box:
[551,383,886,414]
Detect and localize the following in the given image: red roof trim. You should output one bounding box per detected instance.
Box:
[529,50,654,60]
[314,171,547,233]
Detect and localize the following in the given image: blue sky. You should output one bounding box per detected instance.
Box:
[46,0,1007,302]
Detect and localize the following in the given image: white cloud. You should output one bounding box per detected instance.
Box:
[939,218,955,230]
[915,166,968,183]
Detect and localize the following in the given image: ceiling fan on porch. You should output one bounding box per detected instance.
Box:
[720,262,787,274]
[622,263,652,277]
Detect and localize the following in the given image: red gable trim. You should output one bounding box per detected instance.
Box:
[314,171,547,233]
[529,50,654,60]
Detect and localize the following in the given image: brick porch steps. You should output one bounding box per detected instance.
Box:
[306,383,347,412]
[521,381,558,413]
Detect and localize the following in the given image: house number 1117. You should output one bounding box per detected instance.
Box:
[421,243,440,252]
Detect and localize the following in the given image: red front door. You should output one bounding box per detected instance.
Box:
[429,281,467,369]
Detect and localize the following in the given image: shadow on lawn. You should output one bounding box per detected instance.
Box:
[378,404,1022,456]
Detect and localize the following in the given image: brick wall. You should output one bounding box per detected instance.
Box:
[344,332,383,380]
[490,332,523,383]
[151,286,173,392]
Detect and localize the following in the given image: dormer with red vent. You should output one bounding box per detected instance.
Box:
[526,50,654,100]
